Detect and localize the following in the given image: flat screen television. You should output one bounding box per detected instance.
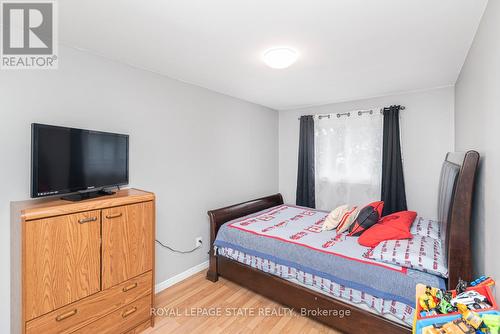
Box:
[31,123,129,200]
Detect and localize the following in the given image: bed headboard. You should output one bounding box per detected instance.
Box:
[440,151,479,289]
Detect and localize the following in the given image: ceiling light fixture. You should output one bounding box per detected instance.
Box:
[262,47,298,69]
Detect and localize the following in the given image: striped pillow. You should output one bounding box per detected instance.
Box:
[364,235,448,278]
[322,205,349,231]
[410,217,442,240]
[336,206,361,234]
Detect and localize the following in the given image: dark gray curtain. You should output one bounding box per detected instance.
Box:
[381,105,407,215]
[296,115,315,208]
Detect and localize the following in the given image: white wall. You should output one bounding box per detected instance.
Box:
[0,46,279,332]
[455,0,500,301]
[279,87,455,218]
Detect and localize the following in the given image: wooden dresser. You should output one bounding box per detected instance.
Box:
[11,188,155,334]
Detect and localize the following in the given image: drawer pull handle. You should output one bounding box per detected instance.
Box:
[56,309,77,321]
[78,217,97,224]
[122,282,138,292]
[106,213,123,219]
[122,307,137,318]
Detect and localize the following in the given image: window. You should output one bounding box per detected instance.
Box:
[314,113,383,210]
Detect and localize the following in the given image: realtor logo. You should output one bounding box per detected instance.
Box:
[1,0,58,69]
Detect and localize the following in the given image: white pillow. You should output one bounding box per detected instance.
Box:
[336,207,360,234]
[410,217,442,240]
[322,205,349,231]
[364,235,448,278]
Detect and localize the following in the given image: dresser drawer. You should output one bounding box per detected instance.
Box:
[26,271,152,334]
[72,295,152,334]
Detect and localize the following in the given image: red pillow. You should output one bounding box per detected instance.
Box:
[379,211,417,231]
[348,201,384,237]
[358,211,416,247]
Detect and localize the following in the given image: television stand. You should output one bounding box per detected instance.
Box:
[61,189,116,202]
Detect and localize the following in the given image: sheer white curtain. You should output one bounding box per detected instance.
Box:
[315,112,383,211]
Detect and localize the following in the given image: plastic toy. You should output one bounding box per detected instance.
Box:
[457,303,487,331]
[429,286,441,302]
[471,301,492,310]
[436,289,455,314]
[422,325,444,334]
[420,293,438,311]
[451,290,488,308]
[442,319,475,334]
[420,286,439,311]
[456,279,468,295]
[471,276,488,286]
[482,314,500,334]
[471,276,496,288]
[422,320,475,334]
[422,325,445,334]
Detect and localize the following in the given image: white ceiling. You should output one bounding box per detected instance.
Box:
[60,0,487,110]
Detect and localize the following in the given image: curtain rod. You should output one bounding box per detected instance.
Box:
[297,106,405,120]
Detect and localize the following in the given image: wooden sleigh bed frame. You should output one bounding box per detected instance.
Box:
[206,151,479,334]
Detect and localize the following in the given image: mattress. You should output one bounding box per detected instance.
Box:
[217,246,414,326]
[214,204,446,325]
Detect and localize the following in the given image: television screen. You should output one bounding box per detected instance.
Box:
[31,123,129,198]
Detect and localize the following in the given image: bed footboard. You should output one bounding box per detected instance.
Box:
[206,193,284,282]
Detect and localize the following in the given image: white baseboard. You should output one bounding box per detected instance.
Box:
[154,260,209,294]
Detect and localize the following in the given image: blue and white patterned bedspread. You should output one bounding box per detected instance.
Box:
[214,204,445,307]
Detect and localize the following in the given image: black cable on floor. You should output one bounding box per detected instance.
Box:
[155,239,202,254]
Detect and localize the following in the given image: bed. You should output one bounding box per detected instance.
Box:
[206,151,479,334]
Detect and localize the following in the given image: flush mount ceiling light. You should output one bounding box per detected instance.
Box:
[262,47,298,69]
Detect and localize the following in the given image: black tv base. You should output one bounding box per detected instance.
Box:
[61,189,116,202]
